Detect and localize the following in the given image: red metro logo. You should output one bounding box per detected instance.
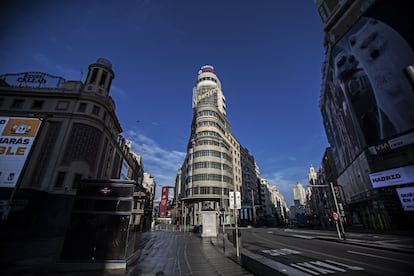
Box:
[99,186,112,195]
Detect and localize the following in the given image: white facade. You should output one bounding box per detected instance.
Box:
[180,65,241,227]
[293,182,307,206]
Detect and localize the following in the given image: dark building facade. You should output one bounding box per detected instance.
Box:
[0,58,148,238]
[315,0,414,230]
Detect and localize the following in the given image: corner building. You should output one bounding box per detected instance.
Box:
[0,58,147,237]
[180,65,242,227]
[315,0,414,230]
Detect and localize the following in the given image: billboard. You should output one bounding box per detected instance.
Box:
[159,186,169,218]
[396,186,414,211]
[0,117,42,188]
[120,159,133,180]
[322,12,414,170]
[369,164,414,188]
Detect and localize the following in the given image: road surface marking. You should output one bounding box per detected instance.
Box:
[290,263,320,275]
[262,248,301,256]
[324,259,364,270]
[293,234,314,239]
[291,260,364,275]
[347,250,414,266]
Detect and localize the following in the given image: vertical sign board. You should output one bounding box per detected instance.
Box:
[229,192,241,209]
[396,186,414,211]
[120,159,133,180]
[159,186,169,218]
[0,117,42,188]
[229,192,235,209]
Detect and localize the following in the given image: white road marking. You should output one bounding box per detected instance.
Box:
[324,259,364,270]
[290,263,320,275]
[291,260,364,275]
[293,234,314,239]
[347,250,414,266]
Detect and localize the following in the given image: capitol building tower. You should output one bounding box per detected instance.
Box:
[178,65,242,231]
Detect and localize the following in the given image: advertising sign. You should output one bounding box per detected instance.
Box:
[120,159,133,180]
[396,186,414,211]
[321,10,414,172]
[229,191,241,210]
[0,117,42,188]
[159,186,169,218]
[369,164,414,188]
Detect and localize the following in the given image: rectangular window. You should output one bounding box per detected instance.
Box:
[92,105,100,115]
[72,173,82,189]
[99,71,107,87]
[31,100,44,109]
[56,101,69,110]
[11,99,24,108]
[90,68,98,84]
[55,172,66,188]
[78,102,87,112]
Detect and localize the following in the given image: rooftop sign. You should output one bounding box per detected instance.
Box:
[0,72,65,89]
[198,65,215,75]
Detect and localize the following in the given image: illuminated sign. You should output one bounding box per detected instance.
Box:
[368,132,414,155]
[198,65,215,75]
[99,186,112,195]
[0,72,65,88]
[0,117,42,188]
[194,87,219,105]
[369,164,414,188]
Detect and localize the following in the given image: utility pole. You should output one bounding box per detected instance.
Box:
[330,182,346,240]
[309,184,346,240]
[251,189,256,225]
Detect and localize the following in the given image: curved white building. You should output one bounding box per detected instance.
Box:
[180,65,241,227]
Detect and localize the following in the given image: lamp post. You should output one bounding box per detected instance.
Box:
[251,188,256,225]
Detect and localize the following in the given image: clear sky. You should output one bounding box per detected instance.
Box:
[1,0,329,205]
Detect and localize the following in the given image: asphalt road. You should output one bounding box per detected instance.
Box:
[239,228,414,275]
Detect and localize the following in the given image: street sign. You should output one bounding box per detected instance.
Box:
[229,192,234,209]
[229,191,241,210]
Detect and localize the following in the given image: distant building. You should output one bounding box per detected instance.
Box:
[293,182,306,207]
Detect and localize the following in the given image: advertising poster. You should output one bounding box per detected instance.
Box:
[159,186,169,218]
[120,159,133,180]
[322,8,414,171]
[396,186,414,211]
[0,117,42,188]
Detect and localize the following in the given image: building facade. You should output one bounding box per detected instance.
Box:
[0,58,148,237]
[315,0,414,230]
[179,65,242,227]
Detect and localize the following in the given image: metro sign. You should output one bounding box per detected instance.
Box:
[99,186,112,195]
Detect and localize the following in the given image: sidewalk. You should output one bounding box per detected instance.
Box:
[128,231,253,276]
[0,230,253,275]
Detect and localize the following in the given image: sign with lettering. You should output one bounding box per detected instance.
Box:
[0,72,65,88]
[396,186,414,211]
[369,164,414,188]
[0,117,42,188]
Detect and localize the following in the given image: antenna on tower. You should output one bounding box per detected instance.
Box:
[80,69,84,81]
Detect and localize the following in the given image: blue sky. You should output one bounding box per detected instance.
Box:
[1,0,328,205]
